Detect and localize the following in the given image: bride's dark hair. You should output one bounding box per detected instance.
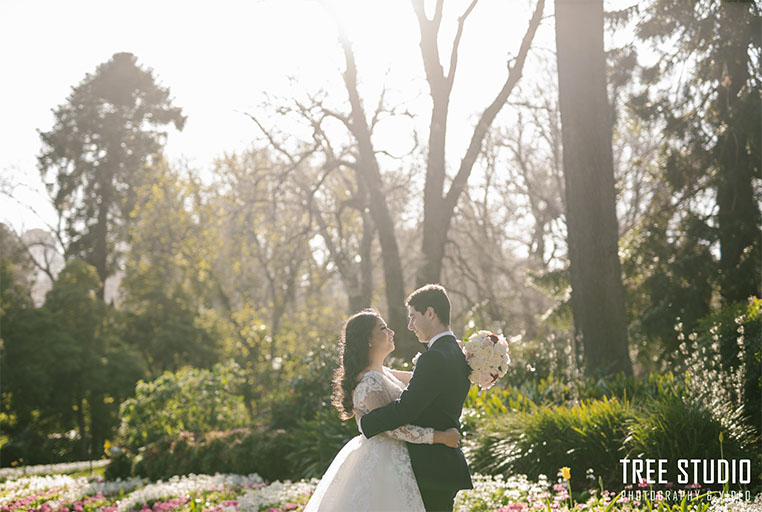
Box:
[331,308,381,420]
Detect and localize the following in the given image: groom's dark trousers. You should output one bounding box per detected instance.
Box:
[360,335,473,512]
[420,489,458,512]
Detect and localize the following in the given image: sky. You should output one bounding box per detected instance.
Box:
[0,0,632,234]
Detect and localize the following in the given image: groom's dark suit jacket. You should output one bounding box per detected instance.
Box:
[360,335,473,493]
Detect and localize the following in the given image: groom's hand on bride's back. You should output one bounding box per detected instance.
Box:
[433,427,461,448]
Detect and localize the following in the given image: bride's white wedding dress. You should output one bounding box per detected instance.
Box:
[304,367,433,512]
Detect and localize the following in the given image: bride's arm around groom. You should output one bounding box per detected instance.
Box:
[360,347,448,435]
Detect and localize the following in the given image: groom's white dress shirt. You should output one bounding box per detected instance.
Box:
[427,330,455,350]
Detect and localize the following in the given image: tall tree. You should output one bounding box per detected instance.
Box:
[554,0,632,377]
[411,0,545,287]
[38,52,186,299]
[631,0,761,306]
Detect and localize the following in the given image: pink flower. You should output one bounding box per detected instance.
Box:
[496,504,527,512]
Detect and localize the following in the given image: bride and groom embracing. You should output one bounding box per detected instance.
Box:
[305,284,473,512]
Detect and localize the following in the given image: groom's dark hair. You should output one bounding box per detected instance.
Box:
[406,284,451,326]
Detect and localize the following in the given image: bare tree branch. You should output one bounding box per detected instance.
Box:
[443,0,546,216]
[447,0,480,86]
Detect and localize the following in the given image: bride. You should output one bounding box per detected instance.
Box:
[304,309,461,511]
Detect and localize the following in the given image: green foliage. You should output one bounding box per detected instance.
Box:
[122,285,221,375]
[674,298,762,453]
[472,372,683,414]
[0,224,36,295]
[265,345,357,480]
[269,346,338,429]
[627,0,762,308]
[117,361,248,453]
[122,167,224,375]
[104,446,133,480]
[282,408,358,480]
[504,332,580,386]
[110,339,350,481]
[1,259,144,463]
[467,397,634,489]
[38,52,186,286]
[625,394,759,489]
[621,213,715,369]
[127,427,291,482]
[465,366,760,492]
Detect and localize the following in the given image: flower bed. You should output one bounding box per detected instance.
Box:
[0,462,759,512]
[0,462,111,482]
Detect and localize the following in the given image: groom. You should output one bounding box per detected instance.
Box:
[360,284,473,511]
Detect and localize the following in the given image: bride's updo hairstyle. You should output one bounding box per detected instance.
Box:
[331,308,381,420]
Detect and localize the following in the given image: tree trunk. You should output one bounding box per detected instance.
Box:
[358,209,374,310]
[89,392,106,460]
[554,0,632,377]
[339,34,414,355]
[716,2,761,305]
[75,396,89,459]
[366,178,413,355]
[92,178,110,301]
[413,0,545,288]
[313,195,374,314]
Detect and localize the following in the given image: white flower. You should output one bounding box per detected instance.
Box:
[236,479,318,512]
[0,460,110,481]
[116,473,262,512]
[462,330,511,390]
[411,352,422,366]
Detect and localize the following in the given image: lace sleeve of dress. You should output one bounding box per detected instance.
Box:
[385,424,434,444]
[353,371,434,444]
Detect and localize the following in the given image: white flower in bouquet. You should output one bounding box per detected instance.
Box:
[462,330,510,390]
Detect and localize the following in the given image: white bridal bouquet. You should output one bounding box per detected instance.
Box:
[462,330,510,389]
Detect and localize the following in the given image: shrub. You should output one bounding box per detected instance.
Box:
[625,393,760,490]
[104,444,133,480]
[466,397,635,489]
[269,347,338,430]
[117,361,248,452]
[464,372,683,426]
[131,427,292,481]
[283,408,358,479]
[683,297,762,439]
